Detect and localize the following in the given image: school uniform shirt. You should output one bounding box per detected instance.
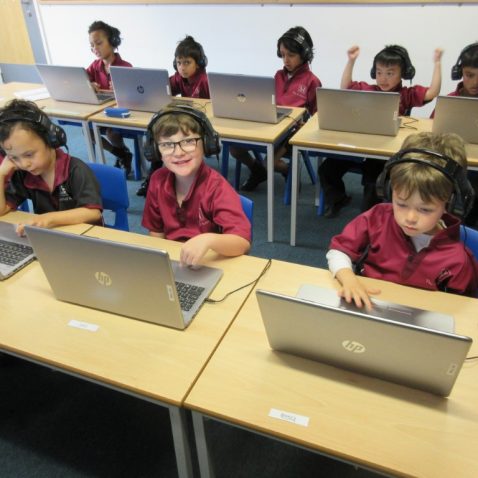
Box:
[169,69,210,99]
[4,149,102,215]
[275,63,322,116]
[142,161,251,243]
[329,203,478,296]
[86,53,132,90]
[347,81,428,116]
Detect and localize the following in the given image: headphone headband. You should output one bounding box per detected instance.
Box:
[376,147,475,218]
[371,45,415,81]
[144,105,220,163]
[451,42,478,81]
[0,104,66,150]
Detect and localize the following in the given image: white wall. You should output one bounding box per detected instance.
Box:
[38,3,478,117]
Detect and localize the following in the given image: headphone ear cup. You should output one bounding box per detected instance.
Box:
[375,169,390,202]
[173,59,177,71]
[451,65,461,81]
[370,65,376,79]
[143,128,160,163]
[202,129,220,157]
[48,124,67,149]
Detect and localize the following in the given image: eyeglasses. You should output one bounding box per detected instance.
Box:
[157,137,201,155]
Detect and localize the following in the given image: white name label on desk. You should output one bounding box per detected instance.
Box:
[269,408,309,427]
[68,319,99,332]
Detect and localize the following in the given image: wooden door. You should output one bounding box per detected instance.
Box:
[0,0,35,64]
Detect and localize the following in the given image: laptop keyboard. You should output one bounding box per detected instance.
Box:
[0,239,34,266]
[97,92,115,102]
[175,281,205,311]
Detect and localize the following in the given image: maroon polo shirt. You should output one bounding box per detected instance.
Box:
[274,63,322,116]
[142,161,251,243]
[86,53,132,90]
[169,68,210,99]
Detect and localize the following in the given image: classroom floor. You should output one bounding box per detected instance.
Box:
[0,126,381,478]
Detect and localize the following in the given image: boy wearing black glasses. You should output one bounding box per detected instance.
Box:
[142,106,251,266]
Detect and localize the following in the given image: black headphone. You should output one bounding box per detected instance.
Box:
[371,45,416,81]
[0,105,67,154]
[451,42,478,81]
[144,105,220,163]
[173,39,208,71]
[277,28,313,63]
[376,148,475,218]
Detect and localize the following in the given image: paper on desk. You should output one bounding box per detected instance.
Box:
[14,87,50,101]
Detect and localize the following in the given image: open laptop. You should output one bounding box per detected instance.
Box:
[257,285,472,396]
[25,226,223,329]
[208,72,292,124]
[0,221,35,280]
[110,66,191,112]
[432,95,478,144]
[36,64,115,105]
[316,88,401,136]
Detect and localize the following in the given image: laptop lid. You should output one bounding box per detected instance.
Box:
[432,95,478,144]
[36,64,114,105]
[25,226,223,329]
[256,286,472,396]
[316,88,401,136]
[0,221,35,280]
[110,66,172,112]
[208,72,292,124]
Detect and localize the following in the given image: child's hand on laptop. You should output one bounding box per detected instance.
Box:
[335,268,380,311]
[16,214,55,237]
[180,234,213,267]
[90,81,101,92]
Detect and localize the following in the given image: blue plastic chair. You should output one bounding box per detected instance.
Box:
[460,225,478,259]
[17,200,30,212]
[239,194,254,240]
[87,162,130,231]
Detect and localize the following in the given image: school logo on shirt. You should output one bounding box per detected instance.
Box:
[298,84,307,96]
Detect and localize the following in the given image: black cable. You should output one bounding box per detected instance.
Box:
[205,258,272,304]
[465,355,478,360]
[400,117,419,130]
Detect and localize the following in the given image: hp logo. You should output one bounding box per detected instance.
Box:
[95,271,112,286]
[342,340,366,354]
[236,93,247,103]
[137,85,145,94]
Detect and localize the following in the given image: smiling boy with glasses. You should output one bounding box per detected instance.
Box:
[141,106,251,266]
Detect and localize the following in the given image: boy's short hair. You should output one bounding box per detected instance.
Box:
[174,36,207,68]
[372,45,415,80]
[390,132,467,204]
[152,111,202,142]
[460,43,478,69]
[88,20,122,48]
[0,99,52,148]
[277,26,314,63]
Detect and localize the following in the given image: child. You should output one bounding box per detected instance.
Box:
[87,20,133,175]
[141,105,251,266]
[169,35,210,99]
[234,26,322,191]
[434,43,478,226]
[327,132,478,310]
[319,44,443,217]
[0,99,102,236]
[137,36,210,197]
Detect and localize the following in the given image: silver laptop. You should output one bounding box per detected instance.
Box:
[257,285,472,396]
[36,64,115,105]
[316,88,401,136]
[0,221,35,280]
[208,72,292,124]
[432,95,478,144]
[110,66,191,112]
[25,226,223,329]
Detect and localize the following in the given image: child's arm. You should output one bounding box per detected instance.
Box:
[424,48,444,102]
[180,233,250,267]
[16,208,101,236]
[340,45,360,89]
[0,157,16,215]
[327,248,380,311]
[149,231,165,238]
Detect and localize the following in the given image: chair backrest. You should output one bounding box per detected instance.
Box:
[239,194,253,240]
[87,162,130,231]
[460,225,478,260]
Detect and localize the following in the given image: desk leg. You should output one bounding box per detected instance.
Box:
[91,123,107,164]
[192,411,215,478]
[169,407,194,478]
[81,120,96,163]
[290,146,299,246]
[267,143,274,242]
